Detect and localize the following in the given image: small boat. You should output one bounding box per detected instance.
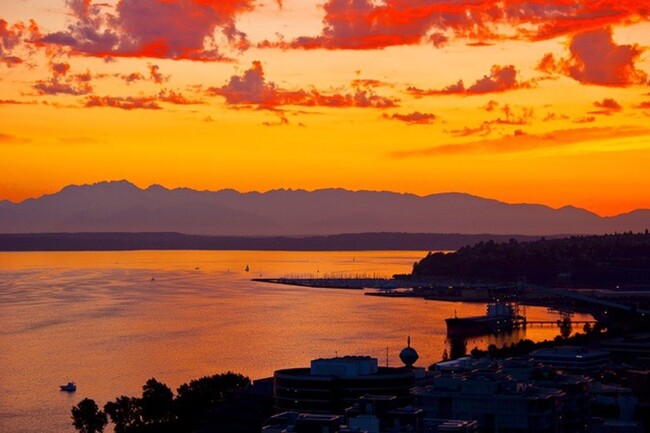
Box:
[60,382,76,392]
[245,265,250,272]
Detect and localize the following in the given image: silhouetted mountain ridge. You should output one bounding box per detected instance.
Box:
[0,180,647,236]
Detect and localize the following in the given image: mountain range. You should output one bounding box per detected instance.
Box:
[0,180,648,236]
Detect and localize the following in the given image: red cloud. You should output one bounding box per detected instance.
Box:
[484,100,499,112]
[408,65,530,96]
[568,28,647,86]
[85,95,161,110]
[543,112,570,122]
[117,64,167,84]
[40,0,255,61]
[209,61,397,109]
[119,72,145,83]
[149,64,165,84]
[383,111,436,125]
[34,62,93,95]
[574,116,596,124]
[0,99,30,105]
[448,104,533,136]
[1,19,24,65]
[538,28,647,87]
[491,104,533,125]
[450,123,492,137]
[262,111,290,127]
[157,89,203,105]
[591,98,623,115]
[1,19,40,66]
[262,1,649,50]
[84,89,202,110]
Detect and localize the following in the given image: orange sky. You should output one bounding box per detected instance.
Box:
[1,1,650,216]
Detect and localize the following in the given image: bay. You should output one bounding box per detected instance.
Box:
[0,250,591,433]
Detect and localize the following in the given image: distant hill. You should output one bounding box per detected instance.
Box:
[0,232,552,252]
[0,180,648,236]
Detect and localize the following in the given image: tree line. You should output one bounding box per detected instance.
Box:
[70,372,264,433]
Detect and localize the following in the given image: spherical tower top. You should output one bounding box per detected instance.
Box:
[399,336,419,367]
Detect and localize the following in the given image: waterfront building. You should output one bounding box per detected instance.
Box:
[345,394,424,433]
[501,358,591,432]
[421,356,595,433]
[273,356,416,414]
[414,371,565,433]
[601,333,650,365]
[261,412,344,433]
[530,346,610,374]
[428,419,479,432]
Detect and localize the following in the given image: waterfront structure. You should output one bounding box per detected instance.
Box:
[445,302,525,337]
[399,336,419,367]
[345,394,424,433]
[501,358,591,432]
[414,371,565,433]
[429,419,479,432]
[273,356,416,414]
[420,356,596,433]
[601,333,650,365]
[530,346,610,374]
[261,412,343,433]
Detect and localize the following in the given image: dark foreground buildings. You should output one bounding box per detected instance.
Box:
[257,338,649,433]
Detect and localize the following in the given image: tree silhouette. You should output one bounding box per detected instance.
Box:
[140,378,174,425]
[175,372,250,428]
[558,316,572,339]
[72,398,108,433]
[104,396,142,433]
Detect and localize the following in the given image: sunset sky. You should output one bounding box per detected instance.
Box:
[1,0,649,216]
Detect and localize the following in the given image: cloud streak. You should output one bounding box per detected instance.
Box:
[382,111,437,125]
[408,65,530,96]
[83,88,203,110]
[392,126,650,158]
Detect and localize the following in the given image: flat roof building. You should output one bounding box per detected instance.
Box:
[415,372,565,433]
[274,356,416,414]
[530,346,610,373]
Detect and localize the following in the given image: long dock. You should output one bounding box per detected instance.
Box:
[523,320,597,327]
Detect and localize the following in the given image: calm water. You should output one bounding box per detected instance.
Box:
[0,250,591,433]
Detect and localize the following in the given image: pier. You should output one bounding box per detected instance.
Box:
[523,320,597,327]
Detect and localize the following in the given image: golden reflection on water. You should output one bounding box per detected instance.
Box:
[0,250,591,433]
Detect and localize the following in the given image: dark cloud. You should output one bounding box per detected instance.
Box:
[538,28,647,87]
[39,0,255,61]
[408,65,530,96]
[209,61,397,109]
[383,111,437,125]
[260,1,649,50]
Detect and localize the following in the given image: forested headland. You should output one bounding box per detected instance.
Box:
[411,231,650,288]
